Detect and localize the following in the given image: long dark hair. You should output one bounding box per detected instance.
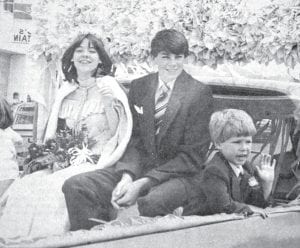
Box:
[61,34,113,83]
[0,96,14,129]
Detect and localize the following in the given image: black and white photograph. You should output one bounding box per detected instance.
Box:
[0,0,299,247]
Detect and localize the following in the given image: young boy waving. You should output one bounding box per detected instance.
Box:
[198,109,275,216]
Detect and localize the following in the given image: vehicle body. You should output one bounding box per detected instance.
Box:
[9,76,300,248]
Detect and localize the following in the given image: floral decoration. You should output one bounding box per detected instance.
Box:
[22,128,99,175]
[30,0,300,71]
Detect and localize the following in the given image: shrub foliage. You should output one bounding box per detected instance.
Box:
[31,0,300,68]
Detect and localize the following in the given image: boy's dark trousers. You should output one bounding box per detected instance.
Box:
[63,167,198,230]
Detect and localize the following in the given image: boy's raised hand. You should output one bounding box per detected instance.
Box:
[256,154,275,183]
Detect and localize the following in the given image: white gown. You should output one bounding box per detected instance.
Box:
[0,127,23,181]
[0,76,132,243]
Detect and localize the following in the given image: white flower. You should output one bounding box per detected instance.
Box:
[248,176,259,187]
[68,143,95,166]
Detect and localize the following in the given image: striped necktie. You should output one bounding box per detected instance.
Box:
[154,83,170,135]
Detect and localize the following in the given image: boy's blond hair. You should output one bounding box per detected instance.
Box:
[209,109,257,144]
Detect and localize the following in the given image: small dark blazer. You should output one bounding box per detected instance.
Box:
[115,70,214,186]
[198,152,268,215]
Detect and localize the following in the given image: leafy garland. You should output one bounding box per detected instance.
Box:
[30,0,300,70]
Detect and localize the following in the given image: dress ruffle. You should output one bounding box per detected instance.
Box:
[59,98,105,124]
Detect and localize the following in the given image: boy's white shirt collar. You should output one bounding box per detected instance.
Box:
[229,162,244,178]
[158,76,176,91]
[155,77,176,102]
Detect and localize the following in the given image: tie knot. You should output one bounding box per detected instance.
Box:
[160,82,170,93]
[156,83,170,103]
[237,172,244,183]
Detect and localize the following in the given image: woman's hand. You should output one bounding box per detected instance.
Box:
[98,85,113,97]
[98,85,114,106]
[256,154,275,183]
[56,80,78,101]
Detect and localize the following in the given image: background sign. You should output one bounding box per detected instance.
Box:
[13,28,31,43]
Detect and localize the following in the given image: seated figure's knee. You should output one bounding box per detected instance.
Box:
[137,192,165,217]
[62,174,84,194]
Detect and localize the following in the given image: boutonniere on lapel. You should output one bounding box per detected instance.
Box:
[134,105,143,114]
[248,176,259,188]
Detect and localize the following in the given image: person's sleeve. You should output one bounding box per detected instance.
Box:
[202,171,253,215]
[144,85,214,183]
[114,80,144,179]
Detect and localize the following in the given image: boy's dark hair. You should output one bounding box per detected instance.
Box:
[150,29,189,58]
[0,96,14,129]
[61,33,113,83]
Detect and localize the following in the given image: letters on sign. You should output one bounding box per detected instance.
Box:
[13,29,31,43]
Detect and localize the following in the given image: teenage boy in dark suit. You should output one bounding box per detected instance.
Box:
[62,29,214,230]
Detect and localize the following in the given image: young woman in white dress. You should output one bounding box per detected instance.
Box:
[0,34,132,243]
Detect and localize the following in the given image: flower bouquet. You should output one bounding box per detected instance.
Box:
[22,127,99,175]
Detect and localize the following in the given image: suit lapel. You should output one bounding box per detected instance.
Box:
[140,73,158,153]
[240,164,253,201]
[231,174,242,201]
[156,71,187,147]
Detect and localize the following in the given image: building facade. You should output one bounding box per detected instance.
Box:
[0,0,37,103]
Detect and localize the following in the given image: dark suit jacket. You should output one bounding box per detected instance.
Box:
[198,152,268,215]
[115,70,213,185]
